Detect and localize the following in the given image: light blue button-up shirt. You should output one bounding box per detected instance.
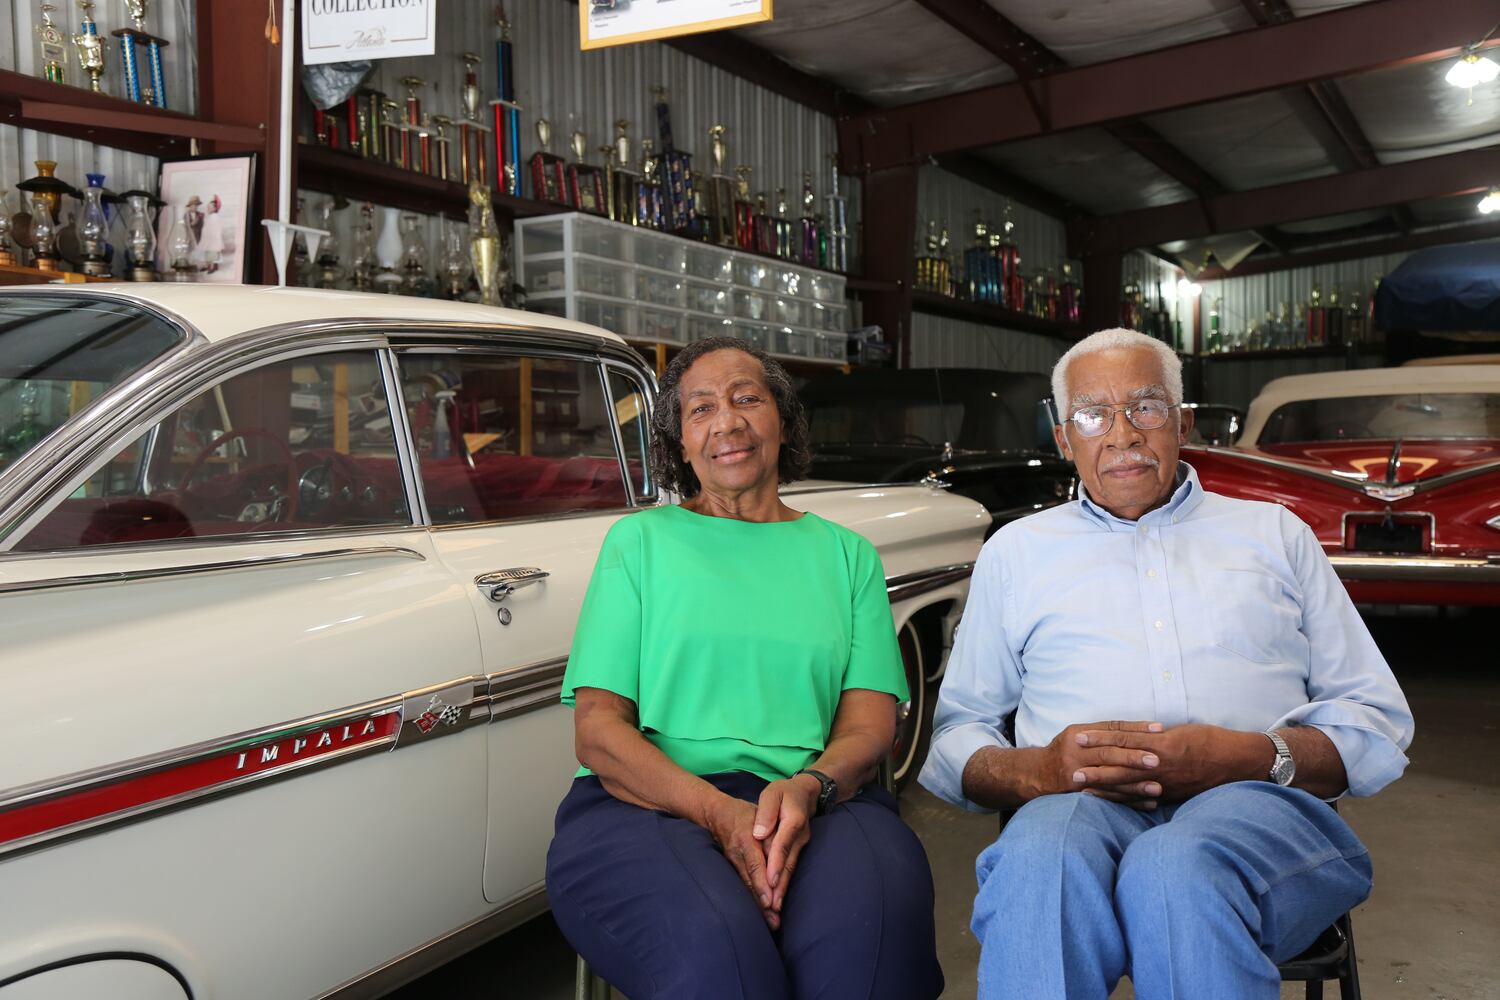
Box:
[920,463,1414,811]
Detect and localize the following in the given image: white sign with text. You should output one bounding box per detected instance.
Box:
[302,0,437,65]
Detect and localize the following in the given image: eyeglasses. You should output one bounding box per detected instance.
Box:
[1068,399,1179,438]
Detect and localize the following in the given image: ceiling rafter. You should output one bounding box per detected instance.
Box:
[839,0,1500,170]
[1238,0,1415,234]
[1196,217,1500,279]
[1068,145,1500,256]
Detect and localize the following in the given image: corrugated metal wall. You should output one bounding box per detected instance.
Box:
[909,310,1067,375]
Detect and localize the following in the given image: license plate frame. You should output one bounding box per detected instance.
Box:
[1346,514,1429,554]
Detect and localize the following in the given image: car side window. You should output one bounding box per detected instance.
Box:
[607,368,654,501]
[398,352,629,525]
[15,351,410,551]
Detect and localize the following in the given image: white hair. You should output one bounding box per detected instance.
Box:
[1051,328,1183,418]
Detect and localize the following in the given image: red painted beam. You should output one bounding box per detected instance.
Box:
[1196,219,1500,279]
[1068,146,1500,256]
[839,0,1500,170]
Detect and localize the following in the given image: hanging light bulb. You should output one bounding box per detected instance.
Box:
[1445,51,1499,104]
[1478,188,1500,214]
[1176,277,1202,298]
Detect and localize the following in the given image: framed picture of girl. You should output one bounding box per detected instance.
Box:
[155,153,257,283]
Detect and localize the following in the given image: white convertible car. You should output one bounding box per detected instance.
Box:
[0,285,985,1000]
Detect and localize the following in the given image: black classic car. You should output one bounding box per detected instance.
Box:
[799,367,1076,536]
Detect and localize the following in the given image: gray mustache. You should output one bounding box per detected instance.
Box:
[1102,450,1160,470]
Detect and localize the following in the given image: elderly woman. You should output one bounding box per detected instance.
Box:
[545,337,944,999]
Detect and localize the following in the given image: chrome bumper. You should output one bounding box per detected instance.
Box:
[1329,554,1500,584]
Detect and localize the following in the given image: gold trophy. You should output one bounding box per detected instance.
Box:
[72,0,106,94]
[705,125,737,247]
[468,181,501,306]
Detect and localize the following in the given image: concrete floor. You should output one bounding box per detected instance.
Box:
[392,612,1499,1000]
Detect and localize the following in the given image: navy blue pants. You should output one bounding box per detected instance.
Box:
[545,772,944,1000]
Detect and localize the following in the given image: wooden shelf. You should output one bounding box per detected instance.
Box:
[0,68,264,157]
[0,263,115,286]
[911,289,1083,341]
[296,143,561,222]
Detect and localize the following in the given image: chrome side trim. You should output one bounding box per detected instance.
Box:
[487,656,570,721]
[316,888,551,1000]
[0,523,422,564]
[1330,554,1500,583]
[428,506,638,532]
[0,545,426,597]
[0,668,494,860]
[886,563,976,603]
[599,361,636,506]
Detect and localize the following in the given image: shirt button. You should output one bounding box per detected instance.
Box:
[1162,670,1173,680]
[1147,569,1157,578]
[1154,620,1164,630]
[1138,524,1149,535]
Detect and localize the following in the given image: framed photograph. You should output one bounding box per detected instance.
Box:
[155,153,257,284]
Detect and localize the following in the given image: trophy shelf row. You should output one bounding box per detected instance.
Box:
[516,213,851,368]
[0,69,261,159]
[908,289,1085,342]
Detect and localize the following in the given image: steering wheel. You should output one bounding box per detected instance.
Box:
[179,428,299,522]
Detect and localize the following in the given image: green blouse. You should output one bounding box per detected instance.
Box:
[561,504,908,781]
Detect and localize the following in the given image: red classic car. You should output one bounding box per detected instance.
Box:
[1188,364,1500,606]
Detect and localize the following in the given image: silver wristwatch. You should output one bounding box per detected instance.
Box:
[1264,730,1296,786]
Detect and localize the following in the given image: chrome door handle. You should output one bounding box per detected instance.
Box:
[475,567,550,603]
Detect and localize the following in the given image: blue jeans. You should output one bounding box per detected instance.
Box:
[973,782,1372,1000]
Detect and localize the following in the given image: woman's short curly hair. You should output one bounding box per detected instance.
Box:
[648,336,811,498]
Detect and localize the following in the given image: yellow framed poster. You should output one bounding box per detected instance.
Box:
[580,0,773,51]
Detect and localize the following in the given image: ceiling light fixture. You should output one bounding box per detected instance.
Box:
[1446,24,1500,105]
[1176,277,1202,298]
[1479,188,1500,214]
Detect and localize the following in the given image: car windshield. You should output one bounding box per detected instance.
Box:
[1258,392,1500,444]
[0,294,185,479]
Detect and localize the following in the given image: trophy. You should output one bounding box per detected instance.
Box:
[77,173,110,276]
[529,119,567,204]
[121,189,159,280]
[431,115,455,181]
[566,129,606,215]
[416,114,433,176]
[798,173,819,266]
[113,0,170,108]
[1059,261,1081,325]
[359,89,385,160]
[598,143,617,221]
[494,15,523,198]
[703,126,737,248]
[638,140,665,231]
[72,1,106,95]
[610,121,641,227]
[824,154,850,273]
[733,166,755,251]
[753,192,773,256]
[468,181,501,306]
[380,99,403,167]
[773,188,793,260]
[36,3,68,84]
[651,86,699,237]
[458,53,491,186]
[997,204,1023,309]
[398,77,425,170]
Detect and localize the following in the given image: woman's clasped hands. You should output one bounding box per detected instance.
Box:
[703,773,822,930]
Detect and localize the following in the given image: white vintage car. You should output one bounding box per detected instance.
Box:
[0,285,985,1000]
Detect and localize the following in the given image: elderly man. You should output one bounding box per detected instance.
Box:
[920,328,1413,999]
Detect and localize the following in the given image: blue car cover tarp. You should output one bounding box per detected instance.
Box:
[1374,243,1500,332]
